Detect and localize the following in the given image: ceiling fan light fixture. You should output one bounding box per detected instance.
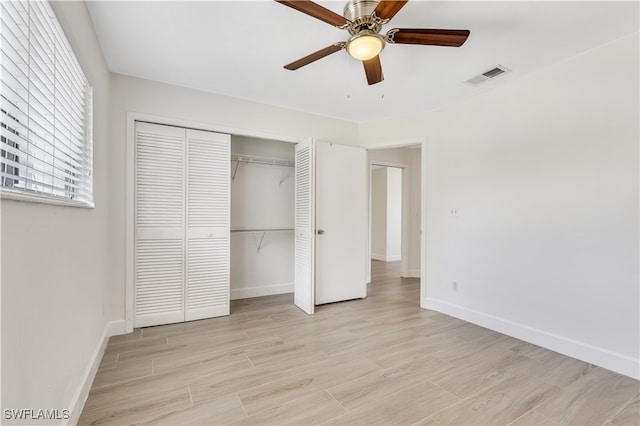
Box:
[346,32,385,61]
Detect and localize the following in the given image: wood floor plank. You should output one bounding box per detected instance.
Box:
[91,358,152,389]
[189,360,313,404]
[237,355,379,415]
[508,410,560,425]
[411,416,442,425]
[510,342,602,388]
[152,344,251,375]
[291,330,364,358]
[116,341,198,364]
[233,390,346,425]
[328,355,450,411]
[79,385,191,425]
[606,393,639,425]
[244,339,328,369]
[140,392,247,425]
[362,332,458,369]
[430,334,517,365]
[151,335,281,374]
[103,333,167,356]
[97,352,118,371]
[536,367,640,425]
[509,341,563,361]
[85,358,252,408]
[323,381,459,425]
[432,373,560,425]
[429,351,541,399]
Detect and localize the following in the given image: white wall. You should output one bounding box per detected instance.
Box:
[1,1,113,423]
[230,136,294,300]
[360,34,640,378]
[109,74,358,322]
[386,168,402,261]
[371,168,388,261]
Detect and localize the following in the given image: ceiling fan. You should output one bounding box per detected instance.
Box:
[275,0,470,85]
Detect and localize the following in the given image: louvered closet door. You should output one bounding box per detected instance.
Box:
[293,138,315,314]
[185,129,231,320]
[134,122,186,328]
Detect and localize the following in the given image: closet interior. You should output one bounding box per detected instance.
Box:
[230,136,295,301]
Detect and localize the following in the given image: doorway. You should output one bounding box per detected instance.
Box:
[371,165,403,279]
[367,144,423,294]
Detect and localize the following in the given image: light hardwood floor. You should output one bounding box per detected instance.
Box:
[80,261,639,425]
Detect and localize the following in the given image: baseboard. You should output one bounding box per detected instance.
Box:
[371,254,401,262]
[422,298,640,380]
[108,319,127,337]
[66,320,127,425]
[371,253,386,261]
[403,268,420,278]
[231,282,293,300]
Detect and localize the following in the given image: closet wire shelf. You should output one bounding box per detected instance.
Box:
[230,228,294,253]
[231,153,295,184]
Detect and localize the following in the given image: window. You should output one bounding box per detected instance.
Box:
[1,1,93,207]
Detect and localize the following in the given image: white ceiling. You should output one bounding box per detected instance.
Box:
[86,1,638,123]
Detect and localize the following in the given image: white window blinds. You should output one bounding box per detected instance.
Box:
[1,0,93,207]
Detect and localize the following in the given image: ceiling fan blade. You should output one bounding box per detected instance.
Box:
[363,55,383,85]
[275,0,350,27]
[373,0,409,20]
[284,43,345,70]
[388,28,470,47]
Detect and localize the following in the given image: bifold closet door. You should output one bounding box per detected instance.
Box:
[293,138,315,314]
[185,129,230,321]
[134,122,186,328]
[134,122,230,328]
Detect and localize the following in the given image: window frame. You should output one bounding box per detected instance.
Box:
[0,0,94,208]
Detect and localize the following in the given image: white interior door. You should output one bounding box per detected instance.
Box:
[315,141,368,305]
[294,138,315,314]
[134,122,186,328]
[185,128,230,321]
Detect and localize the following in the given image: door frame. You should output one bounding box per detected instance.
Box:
[366,138,427,306]
[125,111,299,332]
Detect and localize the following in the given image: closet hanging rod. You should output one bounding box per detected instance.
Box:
[231,154,294,168]
[230,228,294,233]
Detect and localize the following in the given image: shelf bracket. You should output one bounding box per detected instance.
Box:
[232,160,240,182]
[279,166,293,187]
[257,231,266,253]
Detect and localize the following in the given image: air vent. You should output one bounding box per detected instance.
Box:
[465,65,511,86]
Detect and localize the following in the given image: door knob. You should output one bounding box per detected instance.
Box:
[317,229,325,235]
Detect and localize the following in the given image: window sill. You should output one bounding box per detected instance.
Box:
[1,189,95,209]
